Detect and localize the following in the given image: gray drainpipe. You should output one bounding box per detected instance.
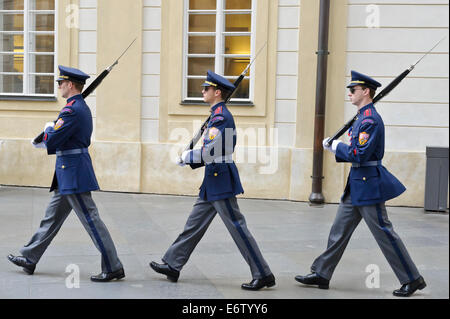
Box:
[309,0,331,205]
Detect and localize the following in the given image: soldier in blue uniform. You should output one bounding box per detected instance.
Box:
[295,71,426,297]
[7,66,125,282]
[150,70,275,290]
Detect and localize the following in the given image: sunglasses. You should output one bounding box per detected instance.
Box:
[349,87,365,94]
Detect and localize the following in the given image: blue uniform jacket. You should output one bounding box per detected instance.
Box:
[185,102,244,202]
[44,94,99,195]
[335,103,406,206]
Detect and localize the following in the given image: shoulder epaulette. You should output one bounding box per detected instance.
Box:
[363,109,372,117]
[60,100,75,114]
[214,106,223,115]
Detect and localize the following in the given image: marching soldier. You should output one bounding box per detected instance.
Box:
[150,70,275,290]
[7,66,125,282]
[295,71,426,297]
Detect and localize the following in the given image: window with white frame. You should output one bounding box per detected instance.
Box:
[183,0,255,103]
[0,0,56,97]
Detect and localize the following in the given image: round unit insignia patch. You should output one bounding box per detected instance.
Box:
[54,118,64,130]
[209,127,219,140]
[359,132,370,145]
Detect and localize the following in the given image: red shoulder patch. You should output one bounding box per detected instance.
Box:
[364,109,372,117]
[214,106,223,115]
[66,100,75,107]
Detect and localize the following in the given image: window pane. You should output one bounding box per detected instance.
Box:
[189,0,216,10]
[224,57,249,76]
[0,13,24,31]
[0,53,23,72]
[30,13,55,31]
[0,0,24,10]
[30,0,55,10]
[225,0,251,10]
[30,54,53,73]
[224,36,250,54]
[188,57,214,76]
[30,34,54,52]
[225,13,251,32]
[189,14,216,32]
[30,75,53,94]
[0,33,24,52]
[189,36,215,54]
[187,78,205,98]
[228,78,249,99]
[1,74,23,93]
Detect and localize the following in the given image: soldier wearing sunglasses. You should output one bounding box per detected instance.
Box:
[295,71,426,297]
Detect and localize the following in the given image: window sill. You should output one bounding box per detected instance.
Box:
[181,100,255,107]
[0,95,57,102]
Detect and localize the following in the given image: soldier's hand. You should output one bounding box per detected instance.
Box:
[181,150,191,163]
[31,139,46,149]
[44,121,54,131]
[331,140,342,153]
[322,138,332,152]
[176,156,186,167]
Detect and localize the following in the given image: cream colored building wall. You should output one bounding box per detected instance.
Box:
[345,0,449,207]
[290,0,349,203]
[92,0,142,193]
[78,0,97,139]
[275,0,300,147]
[141,0,161,143]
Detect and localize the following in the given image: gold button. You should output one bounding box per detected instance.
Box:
[363,177,366,181]
[62,165,65,169]
[214,173,218,177]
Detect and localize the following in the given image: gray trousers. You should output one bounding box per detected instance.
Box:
[163,197,272,279]
[20,191,123,273]
[311,194,420,285]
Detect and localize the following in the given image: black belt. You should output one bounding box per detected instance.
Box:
[56,148,88,156]
[352,160,382,168]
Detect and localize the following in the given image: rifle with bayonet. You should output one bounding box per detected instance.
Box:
[325,36,446,147]
[32,38,137,144]
[184,42,267,152]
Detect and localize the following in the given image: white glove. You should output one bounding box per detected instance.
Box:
[44,121,55,131]
[31,139,46,149]
[331,140,342,153]
[181,150,190,163]
[322,138,332,151]
[176,156,186,167]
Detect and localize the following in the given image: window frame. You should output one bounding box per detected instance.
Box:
[182,0,256,104]
[0,0,58,98]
